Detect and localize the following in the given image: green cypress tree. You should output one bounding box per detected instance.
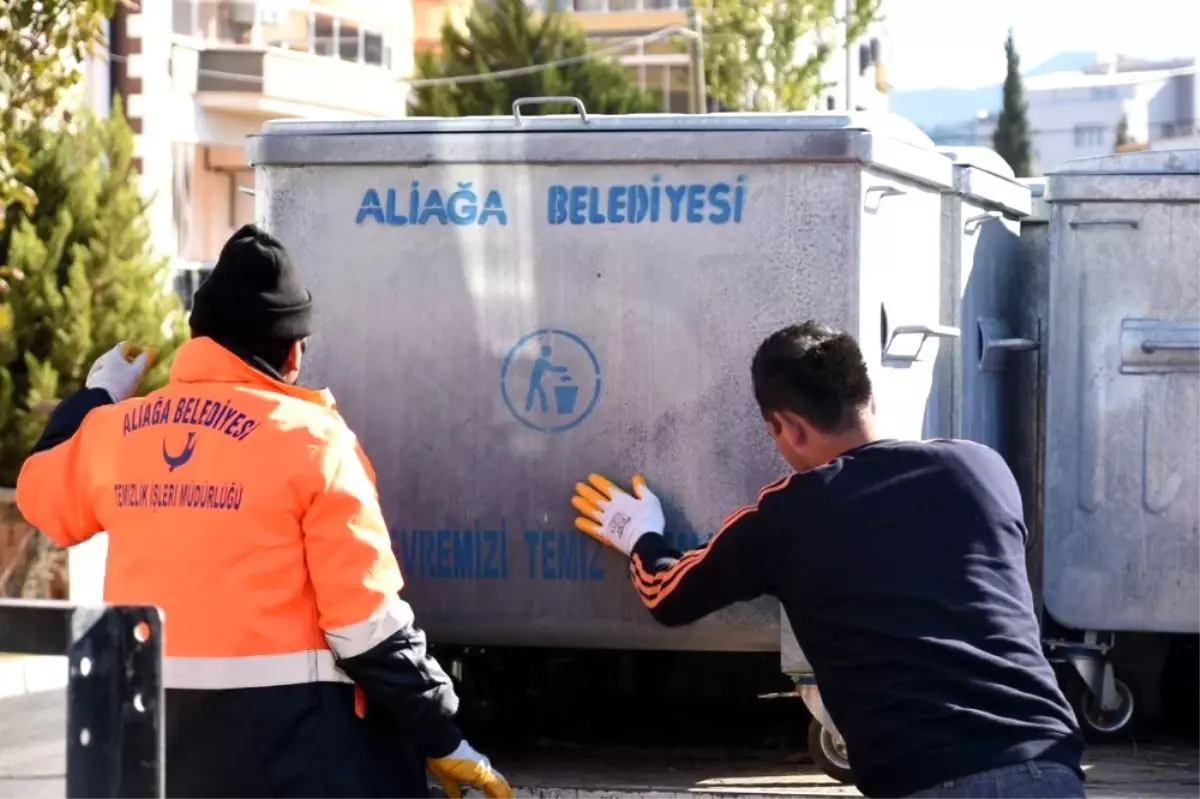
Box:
[992,29,1034,177]
[411,0,659,117]
[1114,114,1134,150]
[0,101,185,485]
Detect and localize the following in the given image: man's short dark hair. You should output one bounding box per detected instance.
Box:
[750,321,873,433]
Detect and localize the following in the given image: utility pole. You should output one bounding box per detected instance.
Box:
[690,8,707,113]
[839,0,853,110]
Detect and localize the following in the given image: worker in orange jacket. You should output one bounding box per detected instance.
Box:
[17,224,512,798]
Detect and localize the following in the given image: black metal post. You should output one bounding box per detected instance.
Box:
[0,599,164,798]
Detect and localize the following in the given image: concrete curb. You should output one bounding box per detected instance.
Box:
[0,655,69,700]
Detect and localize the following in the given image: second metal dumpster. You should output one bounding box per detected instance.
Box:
[932,147,1033,459]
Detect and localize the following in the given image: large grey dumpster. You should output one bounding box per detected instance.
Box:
[247,106,954,654]
[1043,149,1200,637]
[931,147,1033,458]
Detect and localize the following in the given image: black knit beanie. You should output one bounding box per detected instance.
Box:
[190,224,313,345]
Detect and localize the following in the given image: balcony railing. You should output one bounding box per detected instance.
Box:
[172,43,409,117]
[172,0,393,70]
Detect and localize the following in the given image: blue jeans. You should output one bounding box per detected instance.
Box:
[907,760,1086,798]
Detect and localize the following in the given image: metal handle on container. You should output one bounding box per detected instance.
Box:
[1120,318,1200,374]
[512,96,590,127]
[964,211,1003,234]
[978,317,1039,373]
[864,185,907,214]
[883,323,959,364]
[1142,341,1200,353]
[1069,218,1140,230]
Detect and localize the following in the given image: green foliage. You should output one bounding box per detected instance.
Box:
[992,29,1033,177]
[411,0,659,117]
[0,0,116,213]
[703,0,882,112]
[0,103,186,484]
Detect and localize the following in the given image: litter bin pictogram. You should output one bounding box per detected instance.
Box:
[501,328,602,434]
[554,377,579,415]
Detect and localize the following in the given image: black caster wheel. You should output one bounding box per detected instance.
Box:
[1067,673,1137,742]
[808,717,854,785]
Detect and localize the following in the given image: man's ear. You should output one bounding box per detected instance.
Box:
[777,410,810,448]
[283,339,304,376]
[764,411,783,437]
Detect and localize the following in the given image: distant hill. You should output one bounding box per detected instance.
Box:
[890,52,1098,130]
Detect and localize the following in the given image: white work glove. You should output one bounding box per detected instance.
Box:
[426,740,513,798]
[85,342,154,402]
[571,473,665,556]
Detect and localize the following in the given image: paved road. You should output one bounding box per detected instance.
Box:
[3,688,1197,798]
[0,690,64,799]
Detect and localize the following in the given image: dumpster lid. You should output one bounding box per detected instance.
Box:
[258,109,935,146]
[935,146,1031,217]
[1048,149,1200,203]
[936,146,1016,178]
[248,107,954,190]
[1052,148,1200,176]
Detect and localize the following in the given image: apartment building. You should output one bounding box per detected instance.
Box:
[414,0,475,52]
[962,57,1198,173]
[102,1,415,304]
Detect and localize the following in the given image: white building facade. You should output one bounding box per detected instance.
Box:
[95,1,415,305]
[964,57,1198,174]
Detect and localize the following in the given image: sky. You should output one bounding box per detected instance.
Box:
[883,0,1200,90]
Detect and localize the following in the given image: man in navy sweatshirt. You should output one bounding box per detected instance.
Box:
[570,321,1085,798]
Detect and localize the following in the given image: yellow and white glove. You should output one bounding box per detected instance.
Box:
[86,342,156,402]
[426,740,513,798]
[571,473,665,556]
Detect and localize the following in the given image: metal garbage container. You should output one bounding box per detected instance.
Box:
[931,146,1033,453]
[247,103,955,655]
[1043,149,1200,636]
[1041,148,1200,738]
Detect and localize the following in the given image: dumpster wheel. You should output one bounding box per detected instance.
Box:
[808,717,854,785]
[1068,674,1137,742]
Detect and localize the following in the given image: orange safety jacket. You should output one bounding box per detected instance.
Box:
[17,337,461,797]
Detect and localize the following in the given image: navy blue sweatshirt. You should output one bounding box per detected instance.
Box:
[630,438,1083,797]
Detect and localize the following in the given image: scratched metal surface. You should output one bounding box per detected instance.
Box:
[256,120,951,652]
[1042,149,1200,634]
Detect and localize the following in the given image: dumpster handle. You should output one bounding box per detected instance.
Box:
[512,96,590,127]
[1069,218,1139,230]
[883,324,959,365]
[964,211,1003,234]
[864,185,906,214]
[977,317,1039,373]
[1142,341,1200,353]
